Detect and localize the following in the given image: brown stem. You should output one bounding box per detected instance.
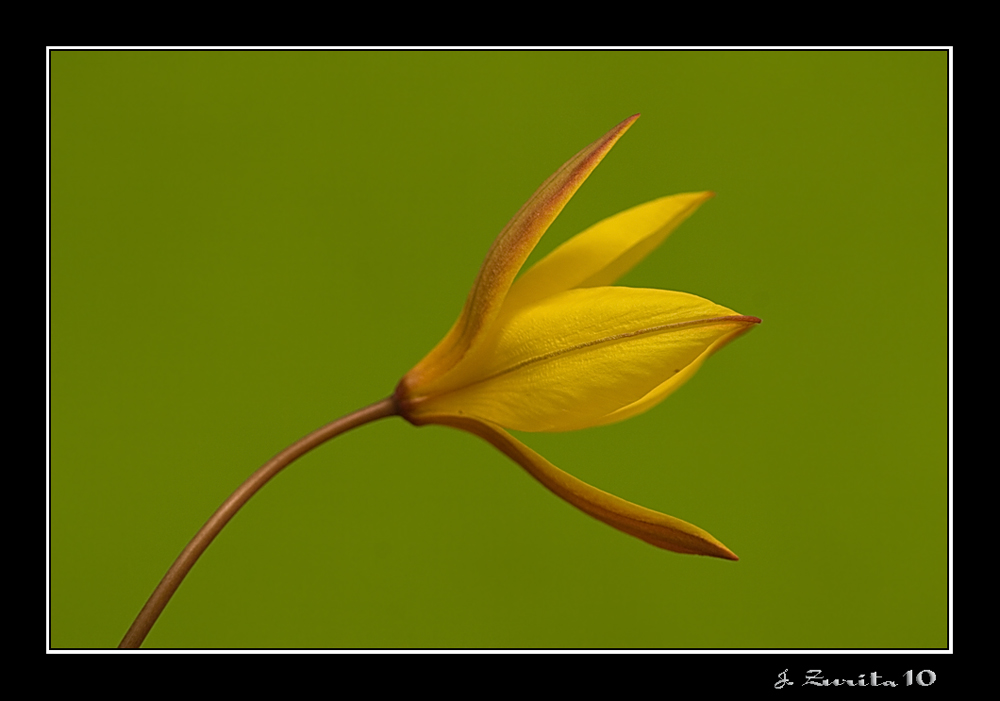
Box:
[118,397,398,649]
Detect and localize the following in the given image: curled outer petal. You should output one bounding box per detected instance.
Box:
[429,415,739,560]
[400,115,640,394]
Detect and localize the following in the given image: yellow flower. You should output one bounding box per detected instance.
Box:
[394,115,759,560]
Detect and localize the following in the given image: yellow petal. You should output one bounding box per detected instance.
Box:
[590,322,759,428]
[401,115,640,393]
[503,192,715,315]
[429,415,738,560]
[405,286,760,432]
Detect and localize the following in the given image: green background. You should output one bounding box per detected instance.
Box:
[50,50,947,649]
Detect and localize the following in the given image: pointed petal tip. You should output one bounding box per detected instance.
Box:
[685,538,739,561]
[615,114,640,137]
[594,115,639,151]
[641,526,740,561]
[590,114,640,159]
[710,314,761,328]
[717,545,740,561]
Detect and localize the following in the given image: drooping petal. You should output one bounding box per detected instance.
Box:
[400,115,640,393]
[502,192,715,315]
[430,415,738,560]
[404,286,760,432]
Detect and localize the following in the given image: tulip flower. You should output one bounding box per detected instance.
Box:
[120,114,758,648]
[395,113,758,560]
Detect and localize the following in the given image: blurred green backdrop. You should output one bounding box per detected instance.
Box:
[50,50,947,649]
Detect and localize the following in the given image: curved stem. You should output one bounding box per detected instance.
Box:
[119,397,398,649]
